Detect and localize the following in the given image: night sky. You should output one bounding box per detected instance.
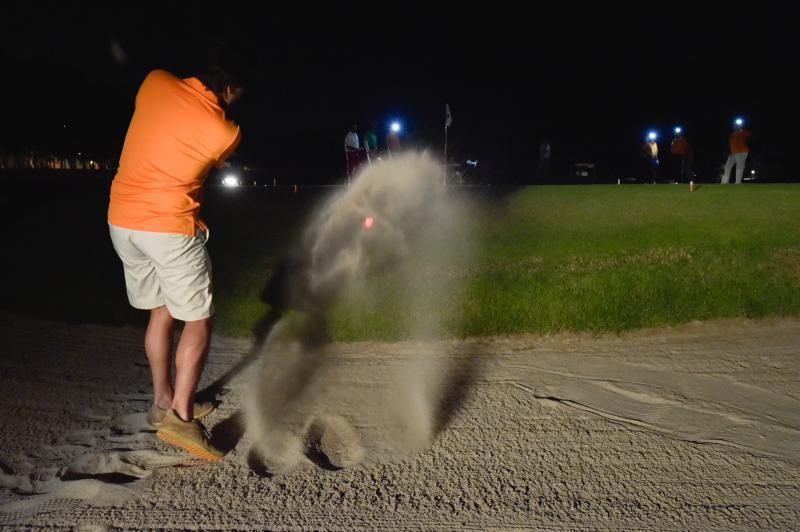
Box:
[2,3,795,183]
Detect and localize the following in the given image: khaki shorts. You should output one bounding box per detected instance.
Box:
[109,224,214,321]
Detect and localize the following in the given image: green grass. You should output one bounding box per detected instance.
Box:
[5,181,800,341]
[317,185,800,340]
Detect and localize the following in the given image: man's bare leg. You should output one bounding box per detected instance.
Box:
[145,306,175,410]
[172,318,212,421]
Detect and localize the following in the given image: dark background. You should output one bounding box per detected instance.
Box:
[1,3,795,183]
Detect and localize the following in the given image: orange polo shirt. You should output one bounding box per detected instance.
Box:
[729,129,751,154]
[670,137,692,158]
[108,70,240,235]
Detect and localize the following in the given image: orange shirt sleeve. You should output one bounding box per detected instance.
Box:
[215,127,241,168]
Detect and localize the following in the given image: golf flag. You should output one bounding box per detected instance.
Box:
[445,104,452,129]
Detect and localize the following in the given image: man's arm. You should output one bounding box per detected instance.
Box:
[215,127,241,169]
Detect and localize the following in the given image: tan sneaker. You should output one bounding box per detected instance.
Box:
[156,410,224,461]
[147,401,216,428]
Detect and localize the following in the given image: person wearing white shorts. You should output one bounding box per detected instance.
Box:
[108,225,214,322]
[107,53,248,460]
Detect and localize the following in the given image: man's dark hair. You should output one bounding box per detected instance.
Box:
[196,40,257,96]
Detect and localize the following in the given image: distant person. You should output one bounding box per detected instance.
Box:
[670,127,693,182]
[107,48,249,461]
[721,118,751,184]
[386,122,402,158]
[641,131,659,183]
[363,122,379,163]
[537,138,551,179]
[344,124,361,180]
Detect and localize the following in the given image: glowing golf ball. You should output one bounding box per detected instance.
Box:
[363,216,374,229]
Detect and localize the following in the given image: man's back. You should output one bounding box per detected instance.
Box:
[671,137,691,156]
[539,142,551,159]
[344,130,360,150]
[729,129,751,154]
[364,130,378,151]
[109,70,240,235]
[647,141,658,159]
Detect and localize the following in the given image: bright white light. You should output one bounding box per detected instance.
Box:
[390,122,401,133]
[674,127,682,134]
[751,170,756,175]
[735,117,744,126]
[222,174,239,187]
[647,131,657,141]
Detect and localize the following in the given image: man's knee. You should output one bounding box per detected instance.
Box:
[182,317,213,344]
[150,305,174,325]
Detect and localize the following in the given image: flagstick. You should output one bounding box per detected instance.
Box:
[443,123,448,187]
[443,103,452,186]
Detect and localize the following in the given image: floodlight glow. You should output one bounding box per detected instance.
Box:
[222,174,239,187]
